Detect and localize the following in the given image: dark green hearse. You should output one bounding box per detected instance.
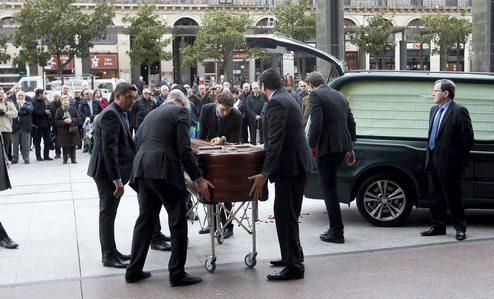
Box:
[247,34,494,226]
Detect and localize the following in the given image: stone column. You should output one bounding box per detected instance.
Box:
[316,0,344,78]
[471,0,493,72]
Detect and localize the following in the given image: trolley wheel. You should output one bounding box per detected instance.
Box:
[244,252,257,268]
[205,257,216,273]
[217,233,224,245]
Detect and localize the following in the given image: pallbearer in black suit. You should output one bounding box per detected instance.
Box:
[421,79,474,241]
[199,91,243,143]
[249,69,313,281]
[125,90,214,286]
[306,71,357,244]
[87,82,137,269]
[198,91,243,238]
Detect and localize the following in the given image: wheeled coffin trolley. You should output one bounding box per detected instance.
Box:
[191,139,267,273]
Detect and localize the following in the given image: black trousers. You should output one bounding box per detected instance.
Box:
[428,159,466,231]
[248,121,263,145]
[241,117,249,144]
[127,179,188,282]
[274,173,308,272]
[62,146,76,162]
[52,128,61,156]
[1,132,12,161]
[318,153,346,232]
[33,127,51,159]
[95,178,122,257]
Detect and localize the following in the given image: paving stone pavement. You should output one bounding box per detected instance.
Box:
[1,150,494,298]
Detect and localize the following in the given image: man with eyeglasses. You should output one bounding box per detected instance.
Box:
[421,79,474,241]
[87,82,137,269]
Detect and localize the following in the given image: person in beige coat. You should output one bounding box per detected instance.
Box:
[0,89,18,161]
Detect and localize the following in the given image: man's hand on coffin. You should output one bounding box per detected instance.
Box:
[198,178,215,202]
[248,173,267,201]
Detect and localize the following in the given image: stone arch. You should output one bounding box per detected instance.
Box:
[254,16,277,27]
[407,18,422,28]
[0,16,19,28]
[344,17,359,27]
[173,16,200,27]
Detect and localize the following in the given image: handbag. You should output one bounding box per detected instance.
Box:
[68,125,78,135]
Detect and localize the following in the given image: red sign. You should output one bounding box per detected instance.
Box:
[89,54,118,70]
[46,55,74,71]
[233,52,249,60]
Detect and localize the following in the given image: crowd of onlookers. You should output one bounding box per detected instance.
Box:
[0,73,311,167]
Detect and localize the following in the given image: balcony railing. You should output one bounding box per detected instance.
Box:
[72,0,276,5]
[344,0,472,8]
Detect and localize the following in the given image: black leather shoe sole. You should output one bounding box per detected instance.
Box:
[222,229,233,239]
[150,244,172,251]
[0,240,19,249]
[267,271,304,281]
[102,260,129,269]
[420,228,446,237]
[319,234,345,244]
[456,231,466,241]
[198,228,210,234]
[171,275,202,287]
[125,271,151,283]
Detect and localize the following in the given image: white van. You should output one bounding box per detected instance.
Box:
[17,76,47,98]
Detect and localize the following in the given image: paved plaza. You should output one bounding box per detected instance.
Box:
[1,150,494,298]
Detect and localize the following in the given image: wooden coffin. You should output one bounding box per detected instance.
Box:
[191,139,268,203]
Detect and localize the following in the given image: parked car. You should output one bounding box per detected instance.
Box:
[246,34,494,226]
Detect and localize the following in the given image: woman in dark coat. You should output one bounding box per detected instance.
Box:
[55,95,81,164]
[0,134,18,249]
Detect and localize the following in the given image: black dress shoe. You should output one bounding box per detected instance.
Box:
[44,157,53,161]
[36,157,44,161]
[222,227,233,239]
[270,259,285,267]
[11,161,18,164]
[0,237,19,249]
[319,230,345,244]
[71,160,77,164]
[170,273,202,287]
[117,251,131,261]
[125,271,151,283]
[150,240,172,251]
[102,256,129,268]
[155,233,171,242]
[420,226,446,237]
[267,267,304,281]
[456,230,466,241]
[198,227,210,234]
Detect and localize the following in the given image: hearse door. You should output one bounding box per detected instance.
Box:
[471,143,494,204]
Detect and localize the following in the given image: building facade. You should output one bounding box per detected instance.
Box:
[0,0,473,89]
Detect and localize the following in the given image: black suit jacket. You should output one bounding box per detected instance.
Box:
[426,101,474,172]
[78,99,102,120]
[130,102,202,192]
[308,85,356,157]
[246,92,266,124]
[87,102,135,184]
[261,89,313,182]
[198,103,243,143]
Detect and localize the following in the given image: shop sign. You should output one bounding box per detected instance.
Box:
[90,54,118,69]
[45,55,74,70]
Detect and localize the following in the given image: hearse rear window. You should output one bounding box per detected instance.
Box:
[339,80,494,141]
